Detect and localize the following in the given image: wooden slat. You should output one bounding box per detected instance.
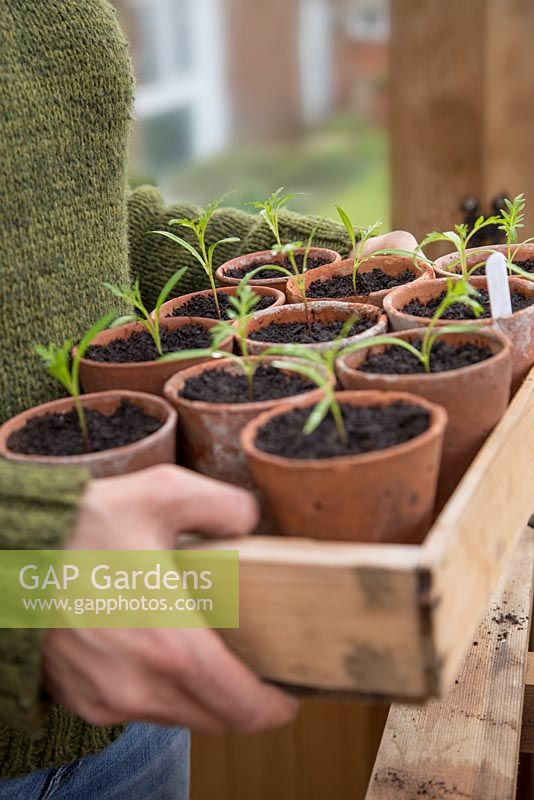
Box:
[367,527,534,800]
[520,655,534,754]
[391,0,534,243]
[420,366,534,693]
[214,539,427,697]
[191,701,388,800]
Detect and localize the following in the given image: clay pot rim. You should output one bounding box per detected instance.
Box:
[216,247,341,287]
[384,276,534,326]
[241,389,448,471]
[75,317,233,371]
[243,300,387,349]
[155,285,286,320]
[287,256,434,303]
[434,243,534,278]
[163,355,334,414]
[336,327,513,385]
[0,390,178,466]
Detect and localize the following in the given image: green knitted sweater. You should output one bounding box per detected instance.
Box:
[0,0,351,781]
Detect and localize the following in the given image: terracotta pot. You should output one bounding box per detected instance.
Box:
[243,301,388,356]
[241,391,447,544]
[78,317,233,396]
[336,329,512,509]
[156,285,286,320]
[434,243,534,279]
[286,255,434,308]
[216,247,341,292]
[163,357,332,490]
[0,391,177,478]
[384,277,534,392]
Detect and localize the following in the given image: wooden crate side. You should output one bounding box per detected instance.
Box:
[420,365,534,693]
[206,538,429,696]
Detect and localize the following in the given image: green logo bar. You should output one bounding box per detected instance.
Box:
[0,550,239,629]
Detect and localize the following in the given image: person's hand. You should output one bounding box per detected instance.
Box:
[350,230,418,259]
[43,466,299,734]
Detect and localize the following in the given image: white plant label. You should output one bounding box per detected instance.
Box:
[486,252,513,319]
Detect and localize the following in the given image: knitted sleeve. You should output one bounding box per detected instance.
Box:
[0,460,90,731]
[127,185,354,310]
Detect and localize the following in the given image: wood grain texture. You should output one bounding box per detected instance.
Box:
[191,700,388,800]
[367,528,534,800]
[390,0,534,242]
[520,655,534,754]
[420,367,534,693]
[219,539,426,696]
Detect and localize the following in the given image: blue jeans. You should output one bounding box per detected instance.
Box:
[0,724,190,800]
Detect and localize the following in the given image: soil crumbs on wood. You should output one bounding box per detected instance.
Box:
[308,268,415,299]
[360,340,492,375]
[255,401,430,460]
[7,401,162,456]
[86,325,211,363]
[180,364,314,404]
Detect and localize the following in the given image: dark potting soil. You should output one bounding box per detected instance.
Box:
[224,254,332,281]
[402,289,532,320]
[248,317,374,345]
[170,293,275,320]
[85,325,211,364]
[7,401,162,457]
[179,364,315,404]
[360,340,493,375]
[255,402,430,460]
[307,268,415,299]
[515,258,534,274]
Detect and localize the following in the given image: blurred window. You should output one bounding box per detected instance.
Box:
[131,0,228,174]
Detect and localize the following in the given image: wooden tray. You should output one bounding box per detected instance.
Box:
[203,365,534,701]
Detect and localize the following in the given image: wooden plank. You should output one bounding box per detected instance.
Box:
[520,655,534,755]
[191,701,388,800]
[390,0,486,244]
[483,0,534,229]
[521,686,534,755]
[391,0,534,243]
[215,539,427,697]
[367,527,534,800]
[420,365,534,693]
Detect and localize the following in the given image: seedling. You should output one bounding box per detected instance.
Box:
[337,207,382,293]
[270,354,347,444]
[151,196,240,318]
[34,313,116,452]
[247,187,303,247]
[419,215,500,280]
[265,318,359,444]
[159,282,262,400]
[268,280,484,444]
[334,279,484,375]
[240,223,321,332]
[336,207,429,292]
[104,267,188,356]
[497,194,534,281]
